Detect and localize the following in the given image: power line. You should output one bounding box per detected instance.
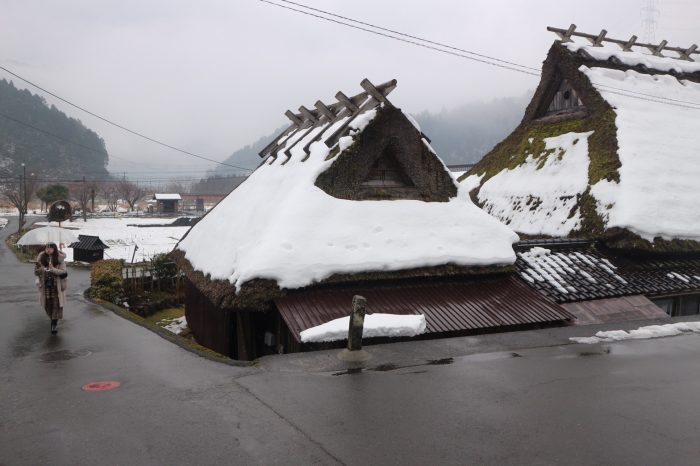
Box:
[0,65,254,172]
[591,85,700,110]
[593,82,700,109]
[275,0,541,73]
[261,0,700,110]
[258,0,540,77]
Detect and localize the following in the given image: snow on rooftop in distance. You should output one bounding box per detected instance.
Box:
[154,194,182,200]
[178,105,518,291]
[583,66,700,242]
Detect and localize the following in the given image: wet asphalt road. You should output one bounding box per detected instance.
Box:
[2,216,700,465]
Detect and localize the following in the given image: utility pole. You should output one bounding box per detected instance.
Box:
[641,0,660,43]
[22,163,26,216]
[17,173,22,235]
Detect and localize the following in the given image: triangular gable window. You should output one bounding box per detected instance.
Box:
[361,150,415,188]
[544,79,585,117]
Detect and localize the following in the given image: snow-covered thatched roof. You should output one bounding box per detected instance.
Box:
[176,79,518,306]
[464,29,700,252]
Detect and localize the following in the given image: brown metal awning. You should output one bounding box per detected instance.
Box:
[275,276,574,342]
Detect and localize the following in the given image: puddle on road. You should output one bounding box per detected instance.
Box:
[427,357,454,365]
[333,357,455,376]
[40,349,92,362]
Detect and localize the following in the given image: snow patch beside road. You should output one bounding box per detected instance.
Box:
[571,322,700,344]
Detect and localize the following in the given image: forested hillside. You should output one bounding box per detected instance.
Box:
[0,79,109,178]
[413,93,531,165]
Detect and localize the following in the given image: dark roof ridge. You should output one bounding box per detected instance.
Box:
[515,238,595,249]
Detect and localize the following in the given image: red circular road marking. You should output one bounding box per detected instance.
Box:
[81,381,121,391]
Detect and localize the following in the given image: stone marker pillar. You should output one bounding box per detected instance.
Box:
[347,295,367,351]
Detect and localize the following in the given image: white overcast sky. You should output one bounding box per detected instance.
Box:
[1,0,698,177]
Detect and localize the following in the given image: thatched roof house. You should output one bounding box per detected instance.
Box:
[174,79,574,359]
[463,26,700,252]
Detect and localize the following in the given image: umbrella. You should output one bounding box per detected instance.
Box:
[17,226,79,246]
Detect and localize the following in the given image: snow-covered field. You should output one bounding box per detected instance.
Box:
[34,217,190,262]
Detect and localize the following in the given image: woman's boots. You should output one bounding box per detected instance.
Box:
[50,319,58,334]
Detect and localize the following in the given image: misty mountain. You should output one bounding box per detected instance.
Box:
[413,92,532,165]
[0,79,109,178]
[204,129,285,178]
[196,93,532,193]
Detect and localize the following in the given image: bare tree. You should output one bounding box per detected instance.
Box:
[101,183,120,212]
[68,179,99,222]
[0,170,38,232]
[116,180,145,211]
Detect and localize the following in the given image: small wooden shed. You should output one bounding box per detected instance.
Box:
[68,234,109,262]
[154,194,181,214]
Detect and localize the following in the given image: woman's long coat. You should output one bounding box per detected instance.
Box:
[34,251,68,309]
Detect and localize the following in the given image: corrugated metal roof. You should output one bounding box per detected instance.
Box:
[68,234,109,250]
[516,243,700,303]
[275,276,574,342]
[561,295,668,326]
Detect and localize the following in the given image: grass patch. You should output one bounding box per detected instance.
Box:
[145,306,185,327]
[4,232,40,262]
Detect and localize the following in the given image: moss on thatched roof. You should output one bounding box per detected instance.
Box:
[462,42,700,253]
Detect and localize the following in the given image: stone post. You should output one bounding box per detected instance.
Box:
[347,295,367,351]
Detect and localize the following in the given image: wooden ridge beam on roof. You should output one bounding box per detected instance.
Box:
[263,78,399,162]
[285,110,303,127]
[588,29,607,47]
[647,39,669,57]
[621,35,638,52]
[547,24,699,61]
[314,100,336,121]
[360,78,397,107]
[298,105,319,124]
[258,124,297,158]
[679,44,698,61]
[335,91,360,113]
[324,78,399,149]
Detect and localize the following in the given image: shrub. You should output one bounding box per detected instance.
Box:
[151,253,178,281]
[90,259,125,303]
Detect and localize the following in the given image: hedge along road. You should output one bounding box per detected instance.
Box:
[3,215,700,465]
[0,216,339,466]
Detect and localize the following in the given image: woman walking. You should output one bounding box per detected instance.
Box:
[34,243,68,334]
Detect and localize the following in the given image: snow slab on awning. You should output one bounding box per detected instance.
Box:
[275,276,574,343]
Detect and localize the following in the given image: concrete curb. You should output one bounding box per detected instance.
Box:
[84,288,253,368]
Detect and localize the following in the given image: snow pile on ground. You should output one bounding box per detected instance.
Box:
[36,218,190,262]
[571,322,700,344]
[582,66,700,241]
[564,40,700,75]
[179,110,518,291]
[161,316,188,335]
[300,313,427,343]
[0,217,7,229]
[478,131,593,236]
